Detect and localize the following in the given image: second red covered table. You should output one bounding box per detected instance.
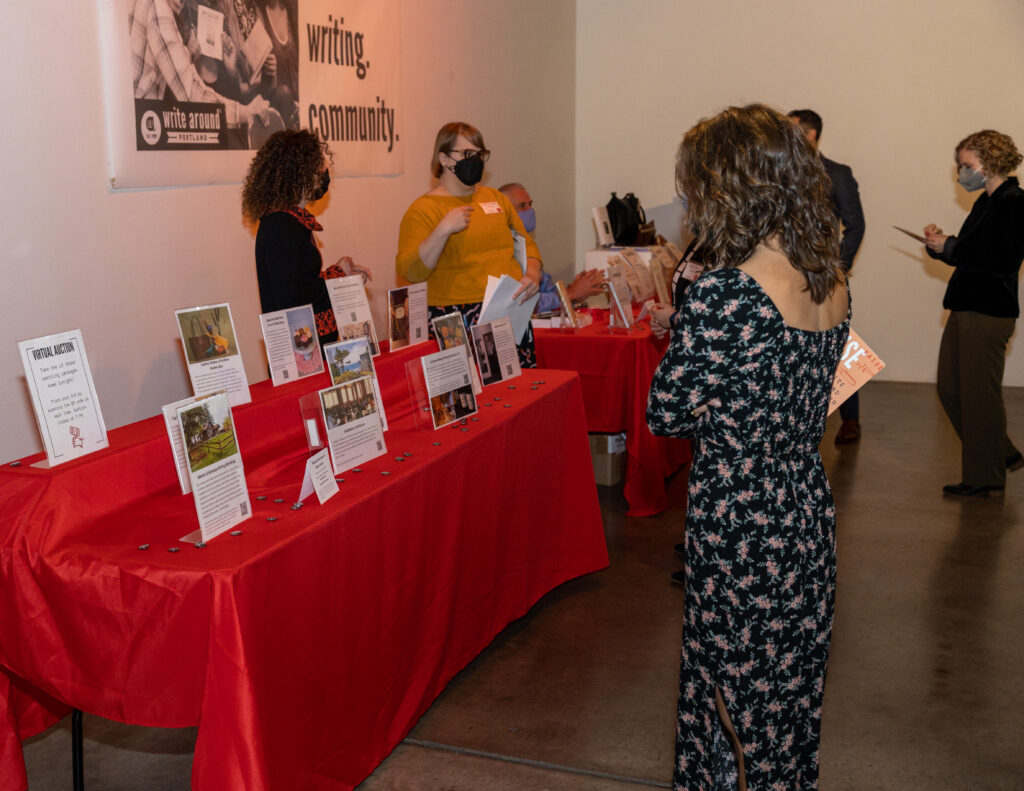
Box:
[534,311,690,516]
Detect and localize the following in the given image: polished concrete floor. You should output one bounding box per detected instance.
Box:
[19,382,1024,790]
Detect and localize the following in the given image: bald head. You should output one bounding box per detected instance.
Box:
[499,182,532,212]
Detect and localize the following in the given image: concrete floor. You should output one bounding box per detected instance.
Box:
[19,382,1024,790]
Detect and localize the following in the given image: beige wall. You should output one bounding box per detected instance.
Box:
[0,0,575,461]
[576,0,1024,386]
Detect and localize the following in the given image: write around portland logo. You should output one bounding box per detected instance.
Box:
[135,99,229,150]
[140,110,162,146]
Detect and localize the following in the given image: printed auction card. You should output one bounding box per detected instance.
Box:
[608,253,645,302]
[298,447,340,505]
[259,304,324,386]
[162,393,200,494]
[619,248,656,301]
[555,280,580,329]
[421,346,478,430]
[605,264,635,327]
[318,375,387,474]
[175,304,251,407]
[323,336,388,431]
[828,329,885,415]
[388,282,428,350]
[471,317,521,387]
[647,246,674,304]
[664,241,685,262]
[176,392,251,543]
[18,329,108,467]
[431,311,483,394]
[325,275,380,356]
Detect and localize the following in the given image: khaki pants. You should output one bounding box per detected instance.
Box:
[937,311,1019,486]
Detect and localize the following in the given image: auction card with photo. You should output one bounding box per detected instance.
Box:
[431,311,483,395]
[471,317,521,387]
[162,393,201,494]
[175,303,251,407]
[325,275,380,356]
[387,282,428,350]
[17,329,109,467]
[318,375,387,474]
[421,346,478,430]
[259,304,324,386]
[323,337,388,431]
[176,392,251,543]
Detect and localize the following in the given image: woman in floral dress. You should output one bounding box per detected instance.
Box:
[647,104,850,790]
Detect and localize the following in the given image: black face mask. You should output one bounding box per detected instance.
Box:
[311,169,330,200]
[452,156,484,186]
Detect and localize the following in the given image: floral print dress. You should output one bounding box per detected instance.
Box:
[647,268,850,790]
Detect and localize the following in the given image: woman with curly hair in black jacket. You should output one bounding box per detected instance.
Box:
[242,129,370,345]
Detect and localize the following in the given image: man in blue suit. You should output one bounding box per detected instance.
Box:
[789,109,867,444]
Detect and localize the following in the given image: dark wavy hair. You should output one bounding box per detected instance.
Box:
[676,104,843,303]
[955,129,1022,177]
[242,130,331,223]
[431,122,485,178]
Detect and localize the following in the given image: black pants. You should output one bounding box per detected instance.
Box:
[937,311,1019,486]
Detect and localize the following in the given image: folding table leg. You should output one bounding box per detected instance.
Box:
[72,708,84,791]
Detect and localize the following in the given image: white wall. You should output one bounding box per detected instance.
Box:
[0,0,576,462]
[576,0,1024,386]
[7,1,1023,462]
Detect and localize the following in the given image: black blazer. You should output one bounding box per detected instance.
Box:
[927,177,1024,318]
[822,156,865,271]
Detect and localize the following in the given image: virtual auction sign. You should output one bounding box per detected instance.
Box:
[100,0,402,187]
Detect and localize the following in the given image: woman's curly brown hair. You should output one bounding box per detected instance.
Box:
[955,129,1022,177]
[242,130,332,223]
[676,103,843,303]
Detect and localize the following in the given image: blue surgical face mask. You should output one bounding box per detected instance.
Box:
[958,165,986,192]
[517,208,536,234]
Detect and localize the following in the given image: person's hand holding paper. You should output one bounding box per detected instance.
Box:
[480,275,540,343]
[512,275,540,304]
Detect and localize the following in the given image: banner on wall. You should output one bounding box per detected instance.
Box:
[99,0,403,188]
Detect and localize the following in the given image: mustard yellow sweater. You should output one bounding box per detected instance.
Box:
[395,186,541,306]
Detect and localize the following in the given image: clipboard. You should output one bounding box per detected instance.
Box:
[892,225,927,243]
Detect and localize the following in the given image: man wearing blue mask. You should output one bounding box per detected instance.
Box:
[499,182,604,313]
[789,109,867,445]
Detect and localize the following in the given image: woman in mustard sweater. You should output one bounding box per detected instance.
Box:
[396,121,542,366]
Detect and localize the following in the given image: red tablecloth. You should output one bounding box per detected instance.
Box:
[0,342,608,791]
[534,311,690,517]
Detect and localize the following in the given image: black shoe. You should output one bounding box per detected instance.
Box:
[670,569,685,586]
[1007,452,1024,471]
[673,543,685,557]
[835,419,861,445]
[942,482,1005,497]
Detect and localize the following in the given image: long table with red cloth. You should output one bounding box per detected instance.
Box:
[0,340,608,791]
[534,310,690,517]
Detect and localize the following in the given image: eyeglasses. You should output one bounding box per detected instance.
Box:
[445,148,490,163]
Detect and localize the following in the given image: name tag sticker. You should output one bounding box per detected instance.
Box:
[479,201,504,215]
